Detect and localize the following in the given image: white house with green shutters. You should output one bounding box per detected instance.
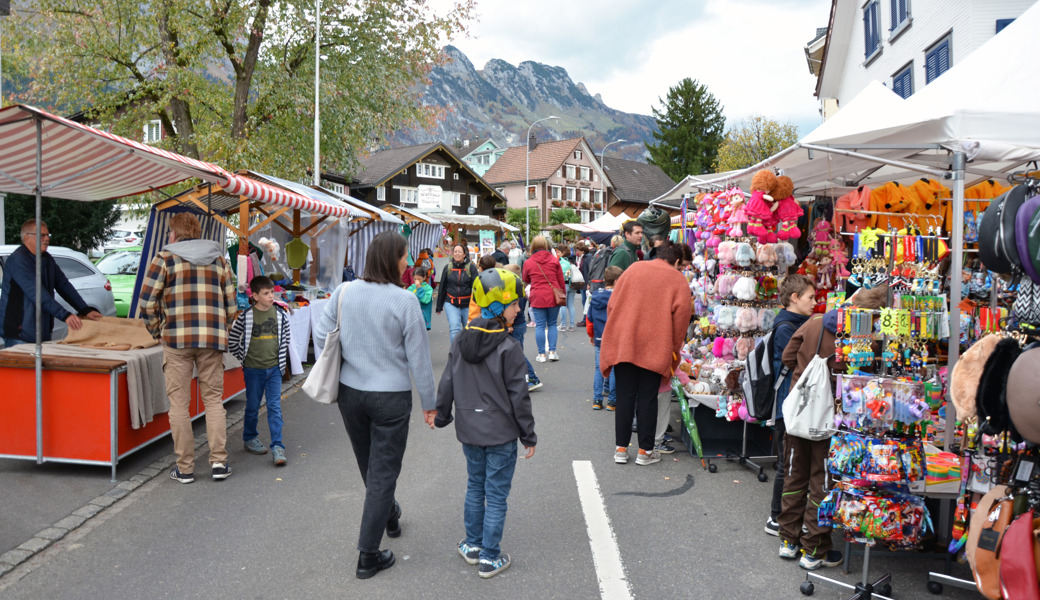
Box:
[808,0,1036,118]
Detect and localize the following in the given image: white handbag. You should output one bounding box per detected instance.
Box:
[781,326,835,441]
[302,283,348,404]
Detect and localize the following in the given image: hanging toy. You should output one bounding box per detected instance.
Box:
[745,170,778,241]
[773,175,803,241]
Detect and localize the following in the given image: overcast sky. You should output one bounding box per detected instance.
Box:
[429,0,832,137]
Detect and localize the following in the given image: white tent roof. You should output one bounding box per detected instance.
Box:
[691,1,1040,197]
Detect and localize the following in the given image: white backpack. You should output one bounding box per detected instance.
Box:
[781,324,835,441]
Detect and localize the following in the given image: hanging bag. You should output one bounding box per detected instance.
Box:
[782,321,835,441]
[302,282,350,404]
[534,259,567,306]
[998,510,1040,600]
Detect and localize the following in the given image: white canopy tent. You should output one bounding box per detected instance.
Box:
[663,3,1040,447]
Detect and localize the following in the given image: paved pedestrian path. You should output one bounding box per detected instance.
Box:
[0,316,979,599]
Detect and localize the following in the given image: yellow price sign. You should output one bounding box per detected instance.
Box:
[879,308,899,336]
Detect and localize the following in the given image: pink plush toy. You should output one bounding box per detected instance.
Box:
[735,308,757,332]
[717,241,736,266]
[745,170,778,240]
[721,338,736,361]
[726,397,742,421]
[773,175,803,241]
[735,337,754,360]
[712,336,726,358]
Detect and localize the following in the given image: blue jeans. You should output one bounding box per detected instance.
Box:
[4,337,25,348]
[337,384,412,552]
[243,366,284,448]
[593,345,616,405]
[560,289,576,327]
[510,315,538,383]
[531,306,559,354]
[462,441,518,561]
[444,303,468,344]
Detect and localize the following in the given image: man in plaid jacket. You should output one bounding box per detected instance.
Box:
[139,212,238,484]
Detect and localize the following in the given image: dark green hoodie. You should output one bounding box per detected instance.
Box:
[434,317,537,448]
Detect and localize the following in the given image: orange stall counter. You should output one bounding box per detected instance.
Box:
[0,350,245,480]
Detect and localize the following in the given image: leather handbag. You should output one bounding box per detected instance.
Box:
[301,282,349,404]
[998,510,1040,600]
[534,260,567,306]
[969,488,1014,600]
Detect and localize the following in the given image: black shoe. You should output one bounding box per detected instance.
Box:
[386,502,401,538]
[356,549,395,579]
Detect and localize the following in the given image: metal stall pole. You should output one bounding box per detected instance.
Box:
[34,116,43,465]
[945,151,965,449]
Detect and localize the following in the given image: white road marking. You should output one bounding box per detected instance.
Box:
[572,460,633,600]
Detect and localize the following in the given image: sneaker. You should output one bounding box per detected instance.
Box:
[478,554,511,579]
[527,321,535,328]
[244,438,267,454]
[211,462,232,480]
[535,354,547,363]
[170,468,194,484]
[605,402,616,411]
[272,446,287,466]
[635,448,661,466]
[458,540,481,565]
[547,351,560,361]
[778,539,800,559]
[614,446,629,464]
[764,517,780,537]
[528,380,543,392]
[799,549,843,570]
[662,433,674,443]
[592,401,603,410]
[654,443,675,455]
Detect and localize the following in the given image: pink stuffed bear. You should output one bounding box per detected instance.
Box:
[773,175,803,241]
[745,170,777,240]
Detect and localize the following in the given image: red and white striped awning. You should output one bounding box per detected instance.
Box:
[0,104,353,218]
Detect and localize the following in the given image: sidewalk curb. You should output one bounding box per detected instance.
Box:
[0,370,310,580]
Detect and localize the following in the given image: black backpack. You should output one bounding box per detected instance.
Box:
[741,321,796,422]
[586,247,614,292]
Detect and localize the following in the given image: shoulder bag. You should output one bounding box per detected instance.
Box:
[534,260,567,306]
[781,321,835,441]
[302,283,349,404]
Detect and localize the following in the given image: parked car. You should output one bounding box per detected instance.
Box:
[89,229,144,258]
[0,245,118,341]
[95,246,142,317]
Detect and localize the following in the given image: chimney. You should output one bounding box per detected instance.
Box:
[528,133,538,152]
[463,139,470,148]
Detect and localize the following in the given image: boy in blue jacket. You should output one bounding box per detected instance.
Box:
[228,276,292,466]
[586,266,622,410]
[435,268,537,579]
[764,274,815,536]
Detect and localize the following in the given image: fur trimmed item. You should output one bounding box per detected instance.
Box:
[949,334,1001,420]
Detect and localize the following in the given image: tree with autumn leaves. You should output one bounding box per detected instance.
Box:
[3,0,475,180]
[715,115,800,172]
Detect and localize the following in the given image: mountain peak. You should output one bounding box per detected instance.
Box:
[392,47,655,162]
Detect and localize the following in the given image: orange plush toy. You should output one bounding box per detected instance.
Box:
[906,178,948,230]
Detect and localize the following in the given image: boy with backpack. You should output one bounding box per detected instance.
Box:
[435,268,537,579]
[760,274,815,536]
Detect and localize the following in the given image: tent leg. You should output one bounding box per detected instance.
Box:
[946,151,965,450]
[34,117,43,465]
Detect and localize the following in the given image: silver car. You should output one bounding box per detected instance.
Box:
[0,245,118,341]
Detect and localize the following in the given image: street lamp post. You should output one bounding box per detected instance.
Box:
[599,138,625,219]
[525,115,558,245]
[313,0,321,186]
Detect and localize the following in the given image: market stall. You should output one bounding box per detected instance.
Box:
[0,104,303,477]
[381,205,445,261]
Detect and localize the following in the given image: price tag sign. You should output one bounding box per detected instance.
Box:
[879,308,899,336]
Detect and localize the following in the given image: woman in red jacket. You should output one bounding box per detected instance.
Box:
[521,236,565,363]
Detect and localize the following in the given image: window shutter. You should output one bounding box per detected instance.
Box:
[937,40,950,75]
[890,0,896,30]
[892,74,903,98]
[925,47,938,83]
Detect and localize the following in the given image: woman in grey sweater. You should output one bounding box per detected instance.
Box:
[314,231,437,580]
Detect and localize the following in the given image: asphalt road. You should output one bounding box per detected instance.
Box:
[0,310,979,599]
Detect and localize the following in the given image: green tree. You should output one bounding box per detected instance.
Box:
[548,208,580,243]
[4,196,120,254]
[4,0,474,179]
[715,115,800,172]
[506,207,541,243]
[646,78,725,180]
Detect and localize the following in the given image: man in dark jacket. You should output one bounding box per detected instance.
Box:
[608,221,642,271]
[435,268,536,579]
[491,242,510,266]
[764,274,815,537]
[0,219,101,347]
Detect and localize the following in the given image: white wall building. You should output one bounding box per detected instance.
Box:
[811,0,1036,116]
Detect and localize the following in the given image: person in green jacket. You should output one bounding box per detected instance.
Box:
[408,266,434,330]
[608,221,643,271]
